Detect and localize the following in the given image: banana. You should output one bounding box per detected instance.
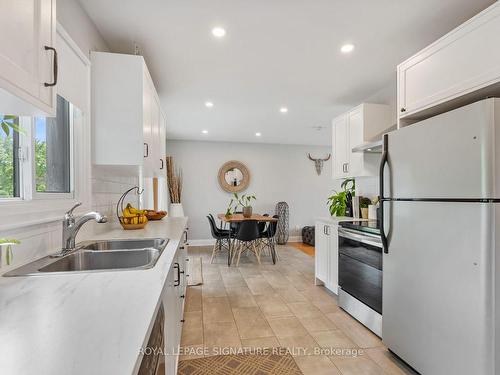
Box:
[127,203,146,215]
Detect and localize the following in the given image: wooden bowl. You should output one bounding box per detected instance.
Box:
[120,222,148,230]
[146,210,167,221]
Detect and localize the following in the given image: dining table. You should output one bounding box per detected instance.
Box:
[217,213,278,266]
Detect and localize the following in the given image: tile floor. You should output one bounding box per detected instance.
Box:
[180,244,416,375]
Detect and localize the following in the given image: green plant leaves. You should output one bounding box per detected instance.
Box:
[327,178,356,217]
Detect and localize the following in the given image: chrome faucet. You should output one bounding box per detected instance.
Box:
[56,203,108,256]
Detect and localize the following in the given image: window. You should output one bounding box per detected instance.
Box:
[0,115,21,198]
[0,95,76,201]
[34,95,73,194]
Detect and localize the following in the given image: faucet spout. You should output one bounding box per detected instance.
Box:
[57,206,108,257]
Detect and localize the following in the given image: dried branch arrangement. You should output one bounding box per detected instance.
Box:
[166,156,183,203]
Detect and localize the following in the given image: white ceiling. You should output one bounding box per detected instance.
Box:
[79,0,495,146]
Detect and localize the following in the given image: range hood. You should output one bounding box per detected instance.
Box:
[352,124,397,153]
[352,140,383,153]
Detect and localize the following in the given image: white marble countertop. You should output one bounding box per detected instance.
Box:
[0,217,188,375]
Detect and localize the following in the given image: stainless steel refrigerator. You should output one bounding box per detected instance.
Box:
[380,98,500,375]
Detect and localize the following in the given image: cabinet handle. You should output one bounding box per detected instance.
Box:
[144,143,149,158]
[174,262,180,286]
[160,159,164,169]
[346,163,349,173]
[400,107,407,113]
[183,230,188,243]
[44,46,58,87]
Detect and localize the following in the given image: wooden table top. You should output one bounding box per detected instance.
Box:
[217,213,278,222]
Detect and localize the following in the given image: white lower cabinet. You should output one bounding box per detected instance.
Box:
[162,229,188,374]
[315,221,339,294]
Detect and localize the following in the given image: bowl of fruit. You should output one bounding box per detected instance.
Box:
[116,187,149,230]
[145,210,167,221]
[120,204,148,230]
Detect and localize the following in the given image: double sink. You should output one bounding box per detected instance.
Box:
[4,238,168,277]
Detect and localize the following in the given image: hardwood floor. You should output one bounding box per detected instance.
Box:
[180,244,416,375]
[288,242,315,256]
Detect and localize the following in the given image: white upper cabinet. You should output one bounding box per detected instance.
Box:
[91,52,167,177]
[398,2,500,126]
[0,0,56,116]
[332,103,391,179]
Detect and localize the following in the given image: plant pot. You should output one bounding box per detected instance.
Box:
[242,206,253,218]
[170,203,185,217]
[360,207,369,219]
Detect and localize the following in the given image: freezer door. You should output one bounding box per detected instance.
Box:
[386,98,500,199]
[383,201,495,375]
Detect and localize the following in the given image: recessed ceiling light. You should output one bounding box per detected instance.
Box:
[202,130,208,134]
[280,107,288,113]
[212,27,226,38]
[255,132,262,137]
[341,44,355,54]
[205,101,214,108]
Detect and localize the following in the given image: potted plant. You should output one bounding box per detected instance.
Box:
[233,193,256,218]
[166,156,184,217]
[359,197,372,219]
[225,198,235,218]
[327,178,355,217]
[0,238,20,266]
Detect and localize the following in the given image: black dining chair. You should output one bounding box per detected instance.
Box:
[258,213,269,236]
[260,215,279,263]
[231,220,261,266]
[207,215,231,263]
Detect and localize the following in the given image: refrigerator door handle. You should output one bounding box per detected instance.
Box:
[380,134,389,254]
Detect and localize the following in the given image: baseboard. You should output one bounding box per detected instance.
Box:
[188,236,303,247]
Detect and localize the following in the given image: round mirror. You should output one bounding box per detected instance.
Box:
[218,161,250,193]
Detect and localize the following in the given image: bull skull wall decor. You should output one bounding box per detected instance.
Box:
[308,153,331,175]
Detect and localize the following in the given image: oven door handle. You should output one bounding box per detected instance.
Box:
[338,228,382,248]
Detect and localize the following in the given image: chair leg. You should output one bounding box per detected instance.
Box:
[252,241,261,265]
[231,241,239,264]
[210,239,219,264]
[236,243,243,266]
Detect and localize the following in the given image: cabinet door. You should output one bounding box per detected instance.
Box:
[315,224,329,284]
[398,4,500,119]
[159,112,167,175]
[327,225,339,294]
[163,265,178,375]
[0,0,55,115]
[142,76,153,174]
[332,116,349,179]
[347,108,363,177]
[151,94,162,176]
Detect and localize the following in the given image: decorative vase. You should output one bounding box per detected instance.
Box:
[170,203,185,217]
[275,202,289,244]
[242,206,253,218]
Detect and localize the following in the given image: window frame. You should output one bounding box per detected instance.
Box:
[0,24,91,231]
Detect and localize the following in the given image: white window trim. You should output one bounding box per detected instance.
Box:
[0,24,91,232]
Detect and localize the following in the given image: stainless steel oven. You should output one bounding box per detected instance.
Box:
[338,223,382,337]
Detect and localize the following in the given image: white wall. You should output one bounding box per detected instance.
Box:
[57,0,109,56]
[166,140,338,241]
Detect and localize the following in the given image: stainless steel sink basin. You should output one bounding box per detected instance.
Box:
[78,238,166,251]
[3,237,168,276]
[39,249,161,273]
